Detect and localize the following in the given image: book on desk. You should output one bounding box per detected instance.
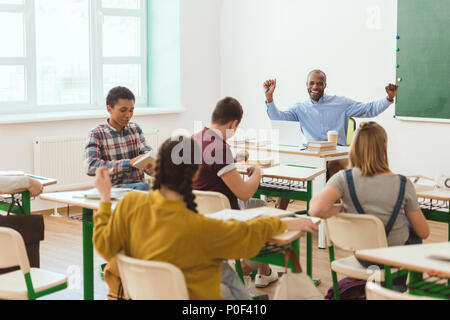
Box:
[306,141,337,152]
[207,207,322,244]
[207,207,322,223]
[0,171,57,187]
[73,188,133,201]
[207,207,294,221]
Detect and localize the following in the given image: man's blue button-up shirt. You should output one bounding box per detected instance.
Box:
[266,95,393,146]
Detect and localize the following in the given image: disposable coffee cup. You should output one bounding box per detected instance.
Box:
[327,131,339,144]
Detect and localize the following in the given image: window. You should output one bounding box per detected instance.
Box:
[0,0,147,112]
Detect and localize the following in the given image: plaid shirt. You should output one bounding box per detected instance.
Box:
[84,120,152,186]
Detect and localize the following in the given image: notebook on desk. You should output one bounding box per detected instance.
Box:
[73,188,133,201]
[428,249,450,262]
[0,171,25,176]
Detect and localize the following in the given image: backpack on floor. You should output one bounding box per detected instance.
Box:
[325,277,367,300]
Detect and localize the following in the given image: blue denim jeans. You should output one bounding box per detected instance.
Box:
[117,182,150,191]
[220,261,251,300]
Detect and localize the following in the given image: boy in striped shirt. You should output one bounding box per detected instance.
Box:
[84,86,153,190]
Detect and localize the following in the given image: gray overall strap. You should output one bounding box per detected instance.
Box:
[346,170,407,237]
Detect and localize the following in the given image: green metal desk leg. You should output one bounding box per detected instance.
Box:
[384,265,393,289]
[235,259,245,284]
[328,246,340,300]
[82,208,94,300]
[306,181,313,278]
[21,191,31,215]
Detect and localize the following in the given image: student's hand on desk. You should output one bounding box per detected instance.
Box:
[28,178,43,197]
[284,218,317,234]
[235,150,249,163]
[94,167,112,202]
[263,79,277,103]
[385,83,398,102]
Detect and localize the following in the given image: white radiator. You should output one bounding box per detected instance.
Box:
[33,129,160,192]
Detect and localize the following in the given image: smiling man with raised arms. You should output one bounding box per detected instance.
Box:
[263,70,398,209]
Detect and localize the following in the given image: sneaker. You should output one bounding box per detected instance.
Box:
[243,275,251,290]
[255,270,279,288]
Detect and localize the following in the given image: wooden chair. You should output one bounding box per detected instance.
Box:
[0,227,68,300]
[116,253,189,300]
[324,213,404,300]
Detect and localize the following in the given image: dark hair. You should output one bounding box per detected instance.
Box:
[106,86,135,108]
[307,70,327,83]
[211,97,243,125]
[152,136,201,213]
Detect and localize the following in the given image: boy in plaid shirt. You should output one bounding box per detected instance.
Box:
[84,86,153,190]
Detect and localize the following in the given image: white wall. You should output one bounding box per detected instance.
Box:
[0,0,222,210]
[220,0,450,178]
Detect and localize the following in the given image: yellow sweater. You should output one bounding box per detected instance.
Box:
[93,190,286,300]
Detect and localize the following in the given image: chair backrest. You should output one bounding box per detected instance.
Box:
[365,281,440,300]
[116,253,189,300]
[0,227,30,274]
[324,213,388,251]
[347,117,356,146]
[193,190,231,215]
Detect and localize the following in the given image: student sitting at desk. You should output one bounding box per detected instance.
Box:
[309,122,430,290]
[0,176,43,197]
[93,136,317,300]
[84,86,153,191]
[193,97,281,289]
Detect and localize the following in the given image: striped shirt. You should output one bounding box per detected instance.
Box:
[84,120,152,186]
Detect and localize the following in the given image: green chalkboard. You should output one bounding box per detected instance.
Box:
[396,0,450,120]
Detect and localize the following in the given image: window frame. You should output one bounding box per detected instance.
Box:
[0,0,148,114]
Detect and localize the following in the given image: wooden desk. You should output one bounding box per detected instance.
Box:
[40,191,118,300]
[355,242,450,299]
[232,142,349,249]
[230,141,349,159]
[0,175,57,215]
[414,185,450,241]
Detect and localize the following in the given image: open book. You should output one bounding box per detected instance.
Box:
[0,171,26,176]
[133,151,156,170]
[73,188,133,201]
[242,159,276,167]
[0,172,57,187]
[207,207,296,221]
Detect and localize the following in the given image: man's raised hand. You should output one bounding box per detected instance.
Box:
[385,83,398,102]
[263,79,277,103]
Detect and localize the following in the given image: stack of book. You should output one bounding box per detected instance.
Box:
[243,158,275,167]
[306,141,337,152]
[244,139,269,147]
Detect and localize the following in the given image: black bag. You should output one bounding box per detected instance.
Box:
[0,214,44,274]
[325,277,367,300]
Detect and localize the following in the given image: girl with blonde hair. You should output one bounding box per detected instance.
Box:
[309,122,429,273]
